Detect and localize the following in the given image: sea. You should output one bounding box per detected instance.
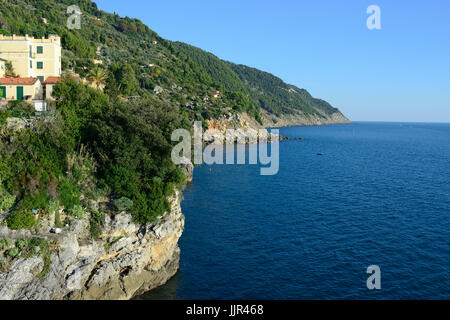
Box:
[138,122,450,300]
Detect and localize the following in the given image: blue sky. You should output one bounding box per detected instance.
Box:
[93,0,450,122]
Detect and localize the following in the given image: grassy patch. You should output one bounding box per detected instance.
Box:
[89,210,105,239]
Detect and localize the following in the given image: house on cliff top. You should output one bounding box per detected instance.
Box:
[0,34,62,110]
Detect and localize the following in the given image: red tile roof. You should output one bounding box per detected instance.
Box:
[44,76,61,84]
[0,77,39,85]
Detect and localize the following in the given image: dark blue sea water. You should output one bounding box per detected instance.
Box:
[140,122,450,300]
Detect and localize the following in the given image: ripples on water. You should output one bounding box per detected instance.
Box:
[139,122,450,300]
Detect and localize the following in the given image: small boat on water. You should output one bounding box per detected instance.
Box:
[317,152,323,156]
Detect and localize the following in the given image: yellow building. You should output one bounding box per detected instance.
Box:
[0,58,6,78]
[0,77,43,101]
[0,34,62,81]
[43,76,61,100]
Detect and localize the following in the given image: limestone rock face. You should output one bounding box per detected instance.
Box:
[204,112,277,144]
[0,191,184,300]
[260,109,352,127]
[179,157,194,183]
[0,257,44,300]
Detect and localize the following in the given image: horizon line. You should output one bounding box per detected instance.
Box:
[351,120,450,124]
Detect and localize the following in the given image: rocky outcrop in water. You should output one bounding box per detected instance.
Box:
[179,157,194,183]
[204,112,280,144]
[0,191,184,300]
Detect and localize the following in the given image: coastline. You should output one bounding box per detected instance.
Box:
[0,119,348,300]
[139,122,450,300]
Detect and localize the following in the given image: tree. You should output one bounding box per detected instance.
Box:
[110,63,138,96]
[5,61,15,76]
[87,66,108,89]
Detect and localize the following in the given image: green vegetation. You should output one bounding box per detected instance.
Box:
[54,211,63,228]
[0,237,52,279]
[1,0,258,122]
[70,205,84,218]
[6,101,36,118]
[5,61,15,75]
[87,66,108,89]
[173,42,249,94]
[6,210,36,230]
[113,197,134,212]
[0,238,13,251]
[89,210,104,239]
[83,90,189,223]
[174,43,340,118]
[46,200,60,215]
[0,110,10,129]
[58,178,80,211]
[0,0,347,232]
[1,0,345,123]
[0,186,16,211]
[7,247,19,258]
[229,63,339,117]
[46,200,63,228]
[28,237,52,280]
[0,74,190,228]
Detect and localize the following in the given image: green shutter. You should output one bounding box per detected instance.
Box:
[37,62,43,69]
[37,46,43,54]
[30,60,33,68]
[38,76,44,83]
[0,86,6,98]
[17,86,24,100]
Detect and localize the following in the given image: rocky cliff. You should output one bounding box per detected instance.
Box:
[0,191,184,300]
[204,111,349,143]
[260,109,352,128]
[204,112,267,143]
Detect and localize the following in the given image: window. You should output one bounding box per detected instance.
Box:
[30,60,32,68]
[37,76,44,83]
[37,46,43,54]
[37,62,43,69]
[29,45,32,58]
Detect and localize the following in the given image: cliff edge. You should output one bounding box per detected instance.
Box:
[0,191,184,300]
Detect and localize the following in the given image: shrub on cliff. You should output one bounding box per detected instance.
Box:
[70,205,84,219]
[15,239,30,250]
[46,200,60,215]
[0,188,16,212]
[89,210,104,239]
[0,110,10,130]
[132,177,173,224]
[0,73,190,229]
[84,96,190,223]
[47,201,63,228]
[58,178,80,211]
[8,101,35,118]
[7,247,19,258]
[0,238,13,251]
[113,197,134,212]
[6,210,36,230]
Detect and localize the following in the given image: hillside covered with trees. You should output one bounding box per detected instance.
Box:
[0,0,263,124]
[174,42,344,119]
